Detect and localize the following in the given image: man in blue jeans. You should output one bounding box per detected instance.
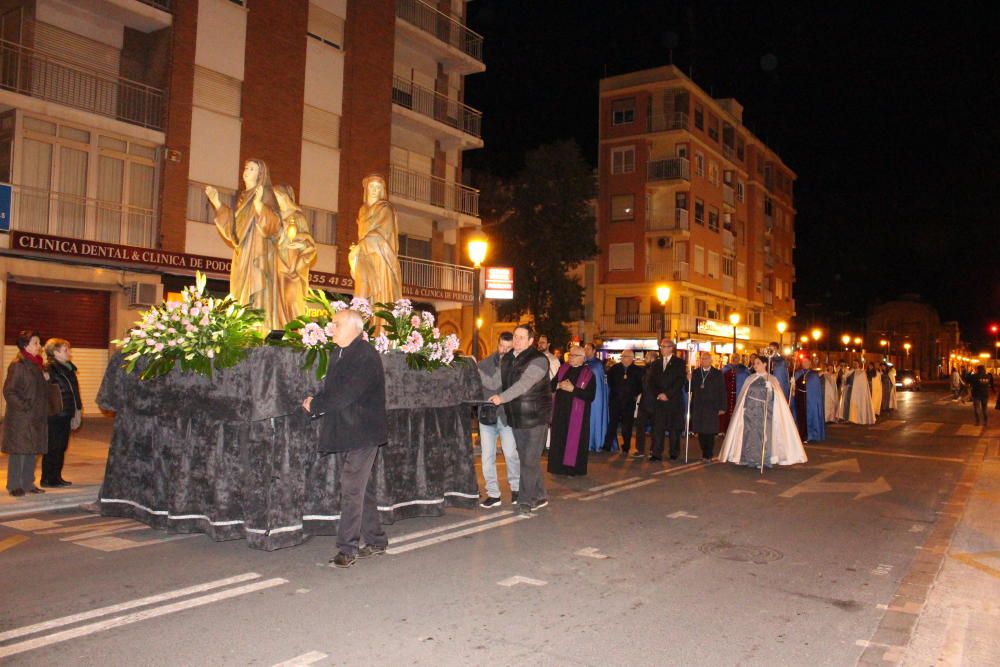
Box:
[477,332,520,507]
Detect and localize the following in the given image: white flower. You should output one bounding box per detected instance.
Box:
[349,297,372,319]
[207,349,215,359]
[421,311,435,327]
[324,321,336,339]
[373,333,390,353]
[391,299,413,318]
[400,330,424,354]
[329,300,348,313]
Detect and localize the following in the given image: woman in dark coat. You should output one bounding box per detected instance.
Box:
[2,330,49,496]
[690,351,726,461]
[548,346,597,476]
[43,338,82,487]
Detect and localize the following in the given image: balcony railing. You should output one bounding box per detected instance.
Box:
[723,184,735,207]
[645,260,689,282]
[647,157,690,182]
[722,145,735,161]
[389,164,479,217]
[722,229,735,253]
[722,275,734,293]
[8,183,156,248]
[647,112,689,132]
[646,208,689,232]
[399,255,473,295]
[0,38,165,131]
[392,75,482,139]
[395,0,484,63]
[137,0,171,10]
[598,313,669,334]
[763,289,774,305]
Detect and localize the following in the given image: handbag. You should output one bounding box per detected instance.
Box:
[478,402,498,426]
[47,383,64,417]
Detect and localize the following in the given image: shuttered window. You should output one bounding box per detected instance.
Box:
[34,22,119,77]
[302,105,340,149]
[307,3,344,49]
[608,243,634,271]
[193,66,242,117]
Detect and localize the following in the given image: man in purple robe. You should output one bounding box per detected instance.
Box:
[548,346,597,476]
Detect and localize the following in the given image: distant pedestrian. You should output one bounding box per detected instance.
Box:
[477,332,520,508]
[548,346,596,476]
[689,352,726,461]
[42,338,82,487]
[880,362,896,413]
[966,365,994,427]
[605,349,643,454]
[2,330,49,497]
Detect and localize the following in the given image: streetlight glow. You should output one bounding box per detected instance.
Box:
[903,342,912,351]
[466,233,488,268]
[879,339,888,347]
[800,335,809,344]
[729,312,741,326]
[656,285,671,305]
[841,334,851,346]
[853,337,862,345]
[811,328,822,342]
[467,231,489,360]
[777,321,787,334]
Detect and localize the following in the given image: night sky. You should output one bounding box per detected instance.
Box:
[463,1,1000,348]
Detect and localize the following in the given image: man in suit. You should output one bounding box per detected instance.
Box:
[648,339,687,461]
[303,309,388,568]
[604,349,644,454]
[632,350,658,459]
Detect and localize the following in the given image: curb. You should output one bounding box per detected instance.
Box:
[0,488,101,518]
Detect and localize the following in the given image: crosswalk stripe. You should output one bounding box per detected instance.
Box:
[579,478,659,501]
[386,514,530,555]
[873,419,905,431]
[909,422,943,434]
[956,424,984,437]
[391,511,513,545]
[0,535,28,553]
[271,651,329,666]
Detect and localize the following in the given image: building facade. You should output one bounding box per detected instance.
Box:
[867,295,959,379]
[0,0,485,412]
[590,65,796,357]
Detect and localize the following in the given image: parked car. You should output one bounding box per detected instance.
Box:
[895,369,921,391]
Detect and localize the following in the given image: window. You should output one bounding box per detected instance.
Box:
[608,242,635,271]
[675,192,688,210]
[694,152,704,177]
[399,234,431,260]
[694,104,704,129]
[755,270,763,292]
[674,143,688,159]
[736,137,745,161]
[193,66,242,117]
[610,194,635,221]
[708,206,719,232]
[764,197,774,217]
[308,2,345,49]
[614,297,640,324]
[707,251,720,278]
[738,220,746,245]
[708,161,720,186]
[611,146,635,174]
[696,299,707,317]
[302,207,337,245]
[737,262,746,288]
[680,296,690,314]
[694,198,705,225]
[708,115,719,142]
[694,245,705,274]
[611,98,635,125]
[736,181,745,202]
[187,182,236,223]
[722,256,734,277]
[749,309,762,327]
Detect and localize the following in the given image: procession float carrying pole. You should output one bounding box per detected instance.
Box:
[684,341,696,464]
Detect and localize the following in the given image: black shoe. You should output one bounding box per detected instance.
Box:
[28,487,45,494]
[515,503,532,515]
[511,491,519,504]
[648,455,662,462]
[702,457,713,463]
[329,551,356,568]
[357,544,387,559]
[40,480,59,488]
[9,488,24,497]
[669,455,679,461]
[57,479,72,486]
[532,499,549,511]
[479,496,502,508]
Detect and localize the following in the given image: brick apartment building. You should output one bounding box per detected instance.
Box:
[587,65,797,358]
[0,0,485,411]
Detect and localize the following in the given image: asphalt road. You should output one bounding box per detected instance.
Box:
[0,389,990,666]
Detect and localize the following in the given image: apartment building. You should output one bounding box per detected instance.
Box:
[0,0,485,411]
[591,65,796,356]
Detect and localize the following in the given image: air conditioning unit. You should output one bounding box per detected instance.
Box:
[125,282,159,309]
[656,237,672,248]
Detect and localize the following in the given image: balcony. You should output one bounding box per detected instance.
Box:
[764,252,775,268]
[722,184,735,209]
[722,145,735,161]
[8,182,156,248]
[646,208,689,233]
[399,255,473,296]
[722,229,735,253]
[646,112,689,133]
[647,157,690,183]
[388,164,480,221]
[645,260,689,282]
[0,39,164,131]
[395,0,484,73]
[598,313,668,335]
[764,214,774,235]
[391,75,483,148]
[763,289,774,306]
[722,275,734,293]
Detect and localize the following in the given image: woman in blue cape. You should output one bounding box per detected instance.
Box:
[791,357,826,443]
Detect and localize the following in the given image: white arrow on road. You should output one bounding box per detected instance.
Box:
[778,458,891,500]
[575,547,610,559]
[497,575,548,587]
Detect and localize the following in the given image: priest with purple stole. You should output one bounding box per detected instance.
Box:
[548,346,597,476]
[791,356,826,443]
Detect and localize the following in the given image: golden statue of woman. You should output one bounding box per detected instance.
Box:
[272,184,317,325]
[348,174,403,305]
[205,159,283,330]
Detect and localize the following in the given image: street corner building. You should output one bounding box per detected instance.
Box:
[0,0,487,412]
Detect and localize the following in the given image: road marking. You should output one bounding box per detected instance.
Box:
[497,575,547,587]
[585,477,643,492]
[667,511,698,519]
[1,518,61,531]
[909,422,943,434]
[0,572,262,643]
[386,514,529,555]
[871,563,893,576]
[60,525,149,542]
[75,534,198,552]
[779,458,891,500]
[2,514,194,552]
[0,577,288,659]
[950,551,1000,579]
[730,489,757,495]
[391,512,513,544]
[37,519,135,535]
[0,535,28,553]
[755,479,777,485]
[574,547,609,559]
[956,424,983,437]
[272,651,328,666]
[651,461,716,476]
[579,478,659,501]
[909,524,926,533]
[873,419,905,431]
[805,445,964,463]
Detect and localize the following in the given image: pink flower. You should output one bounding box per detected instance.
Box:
[207,349,215,359]
[400,330,424,354]
[190,306,201,317]
[373,333,390,353]
[186,324,197,333]
[410,314,422,327]
[154,342,164,352]
[146,339,156,346]
[324,322,336,338]
[421,311,435,327]
[200,316,210,326]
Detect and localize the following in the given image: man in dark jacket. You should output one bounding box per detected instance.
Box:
[303,309,388,568]
[965,365,994,427]
[490,324,552,514]
[604,349,644,454]
[648,339,688,461]
[632,351,658,459]
[690,351,726,461]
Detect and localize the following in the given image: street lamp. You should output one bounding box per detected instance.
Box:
[656,284,671,342]
[467,232,489,360]
[729,312,740,361]
[991,324,999,367]
[811,328,823,363]
[777,320,787,352]
[903,341,912,368]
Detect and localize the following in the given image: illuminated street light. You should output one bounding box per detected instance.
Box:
[728,312,740,360]
[841,334,851,346]
[853,337,862,346]
[811,328,822,342]
[656,284,671,341]
[467,231,489,360]
[777,320,787,352]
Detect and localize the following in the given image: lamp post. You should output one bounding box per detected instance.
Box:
[903,341,912,369]
[991,324,999,369]
[656,284,671,342]
[729,312,740,362]
[811,328,823,364]
[467,232,489,360]
[777,320,787,354]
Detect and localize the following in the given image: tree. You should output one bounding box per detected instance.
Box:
[482,141,598,348]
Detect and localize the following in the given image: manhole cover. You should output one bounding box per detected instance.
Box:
[699,541,784,564]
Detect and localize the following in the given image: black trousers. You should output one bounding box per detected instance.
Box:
[633,407,654,455]
[652,399,684,458]
[698,433,716,459]
[42,416,71,483]
[972,398,988,425]
[605,399,636,451]
[335,445,387,556]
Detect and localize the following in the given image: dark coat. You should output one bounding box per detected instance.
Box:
[690,366,726,434]
[312,336,387,453]
[647,354,687,405]
[46,360,82,420]
[2,355,49,455]
[500,347,552,428]
[607,362,644,408]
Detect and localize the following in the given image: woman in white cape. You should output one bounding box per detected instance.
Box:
[869,363,883,418]
[719,356,808,467]
[838,361,876,425]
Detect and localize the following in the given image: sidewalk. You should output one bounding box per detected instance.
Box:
[0,417,112,517]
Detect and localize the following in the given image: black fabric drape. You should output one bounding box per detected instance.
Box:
[97,347,481,550]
